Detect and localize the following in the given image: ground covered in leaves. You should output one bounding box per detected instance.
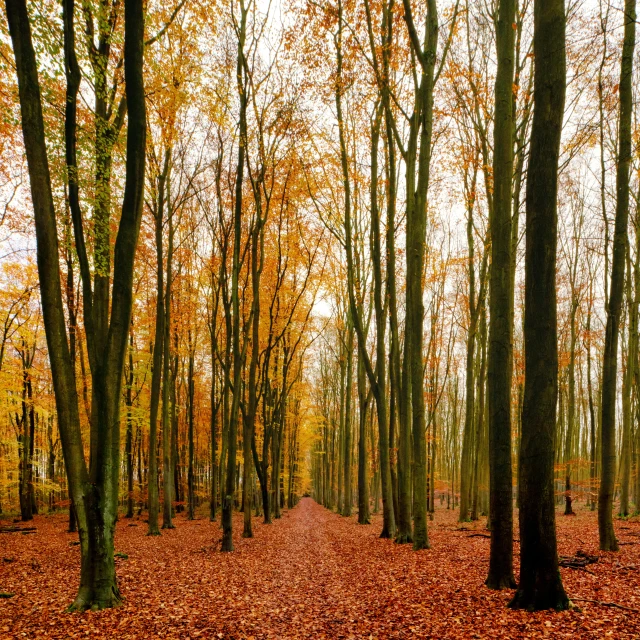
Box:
[1,498,640,638]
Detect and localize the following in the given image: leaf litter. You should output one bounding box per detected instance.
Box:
[1,498,639,638]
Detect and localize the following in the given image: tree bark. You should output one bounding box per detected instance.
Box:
[162,210,175,528]
[486,0,516,589]
[402,0,438,552]
[510,0,568,610]
[187,332,196,521]
[125,332,135,519]
[148,152,169,536]
[599,0,635,551]
[342,322,354,517]
[357,353,371,525]
[6,0,146,609]
[222,0,248,551]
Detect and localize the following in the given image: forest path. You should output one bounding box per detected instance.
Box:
[240,497,358,635]
[2,500,640,638]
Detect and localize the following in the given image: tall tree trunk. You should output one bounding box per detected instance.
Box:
[471,311,487,522]
[599,0,635,551]
[187,332,195,521]
[621,119,640,520]
[486,0,516,590]
[459,323,476,522]
[342,321,354,517]
[510,0,568,610]
[6,0,146,608]
[337,358,345,513]
[243,207,264,538]
[401,0,437,551]
[357,353,371,524]
[125,332,134,518]
[148,152,169,537]
[564,299,578,515]
[345,97,395,538]
[18,387,31,520]
[210,339,218,521]
[222,0,247,551]
[171,337,181,513]
[162,211,175,528]
[585,282,597,511]
[385,102,402,538]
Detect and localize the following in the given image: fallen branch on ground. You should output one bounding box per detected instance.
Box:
[572,598,640,613]
[0,526,36,534]
[559,550,598,570]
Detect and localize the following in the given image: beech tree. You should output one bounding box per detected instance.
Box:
[5,0,146,609]
[486,0,516,591]
[3,0,640,628]
[510,0,569,611]
[598,0,635,551]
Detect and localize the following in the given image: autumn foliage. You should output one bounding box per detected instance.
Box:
[0,0,640,634]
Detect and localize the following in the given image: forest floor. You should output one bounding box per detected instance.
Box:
[1,498,639,639]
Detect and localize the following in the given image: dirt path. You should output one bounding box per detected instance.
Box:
[1,498,640,638]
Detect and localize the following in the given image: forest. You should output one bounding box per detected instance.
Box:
[0,0,640,636]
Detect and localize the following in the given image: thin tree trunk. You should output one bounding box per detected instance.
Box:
[599,0,635,551]
[620,249,635,516]
[486,0,516,590]
[343,321,354,517]
[148,152,169,537]
[187,332,195,521]
[125,332,134,518]
[357,353,371,524]
[222,0,247,551]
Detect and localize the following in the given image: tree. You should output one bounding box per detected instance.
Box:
[146,148,169,536]
[599,0,635,550]
[400,0,439,552]
[5,0,146,608]
[510,0,569,611]
[221,0,249,552]
[486,0,517,590]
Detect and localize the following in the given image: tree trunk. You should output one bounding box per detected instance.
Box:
[243,206,264,538]
[357,354,371,524]
[125,332,134,518]
[6,0,146,609]
[599,0,635,551]
[486,0,516,590]
[564,299,578,515]
[459,325,475,523]
[161,215,175,528]
[471,311,487,522]
[210,340,218,521]
[510,0,568,610]
[222,0,247,551]
[147,154,168,537]
[18,361,33,521]
[342,322,354,517]
[620,250,634,516]
[187,332,195,521]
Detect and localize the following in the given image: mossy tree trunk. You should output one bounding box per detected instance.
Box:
[6,0,146,609]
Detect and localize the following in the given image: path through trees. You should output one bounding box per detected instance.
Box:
[1,499,639,637]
